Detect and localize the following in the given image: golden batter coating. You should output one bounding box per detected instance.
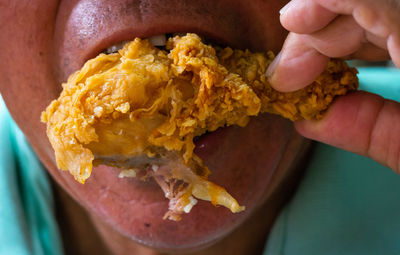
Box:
[41,33,358,220]
[217,45,358,121]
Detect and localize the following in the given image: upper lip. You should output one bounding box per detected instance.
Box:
[53,0,258,82]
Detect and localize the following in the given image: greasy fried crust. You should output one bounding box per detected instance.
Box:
[41,33,358,219]
[217,46,358,121]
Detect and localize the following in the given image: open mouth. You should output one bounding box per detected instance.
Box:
[45,32,258,221]
[43,31,357,223]
[96,35,246,222]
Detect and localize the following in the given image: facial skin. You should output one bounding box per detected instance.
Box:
[0,0,310,254]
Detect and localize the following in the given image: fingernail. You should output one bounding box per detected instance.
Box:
[266,51,281,78]
[279,1,293,15]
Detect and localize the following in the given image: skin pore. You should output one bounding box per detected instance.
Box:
[0,0,314,254]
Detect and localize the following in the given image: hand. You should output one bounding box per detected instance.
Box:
[267,0,400,172]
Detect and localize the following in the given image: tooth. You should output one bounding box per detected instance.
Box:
[105,41,129,54]
[148,34,166,46]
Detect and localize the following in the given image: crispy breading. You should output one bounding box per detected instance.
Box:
[217,45,358,121]
[41,33,358,220]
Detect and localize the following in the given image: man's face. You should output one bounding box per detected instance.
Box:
[0,0,306,251]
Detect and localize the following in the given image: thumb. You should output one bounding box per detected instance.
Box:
[295,91,400,173]
[267,32,329,92]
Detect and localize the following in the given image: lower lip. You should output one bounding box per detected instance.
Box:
[62,113,295,250]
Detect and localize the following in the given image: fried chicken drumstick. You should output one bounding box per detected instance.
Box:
[42,33,358,220]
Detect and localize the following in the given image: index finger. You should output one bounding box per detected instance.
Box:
[280,0,337,34]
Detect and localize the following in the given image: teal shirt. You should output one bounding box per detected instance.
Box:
[0,99,63,255]
[0,67,399,255]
